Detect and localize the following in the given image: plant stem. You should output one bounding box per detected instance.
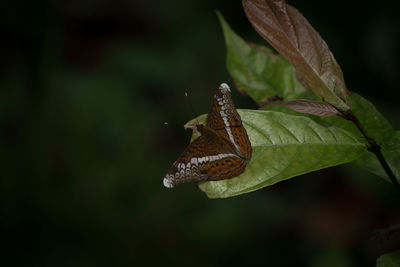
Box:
[342,110,400,191]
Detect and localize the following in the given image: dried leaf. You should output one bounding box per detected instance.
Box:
[278,99,339,117]
[242,0,350,111]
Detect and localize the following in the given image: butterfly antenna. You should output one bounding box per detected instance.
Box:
[184,90,200,126]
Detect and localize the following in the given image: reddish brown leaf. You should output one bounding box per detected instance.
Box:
[242,0,350,111]
[278,99,339,117]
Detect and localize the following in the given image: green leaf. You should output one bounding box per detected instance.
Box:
[242,0,350,111]
[302,93,394,141]
[270,93,399,182]
[342,94,398,181]
[376,250,400,267]
[319,93,397,181]
[333,93,394,142]
[189,110,366,198]
[357,131,400,182]
[218,12,309,103]
[275,93,394,143]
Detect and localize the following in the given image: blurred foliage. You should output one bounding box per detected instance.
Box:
[1,0,399,266]
[376,250,400,267]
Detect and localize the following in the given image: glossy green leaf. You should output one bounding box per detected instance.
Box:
[376,250,400,267]
[320,94,397,181]
[218,12,310,103]
[328,93,394,142]
[274,93,394,142]
[340,94,397,181]
[188,110,366,198]
[268,93,399,183]
[357,131,400,182]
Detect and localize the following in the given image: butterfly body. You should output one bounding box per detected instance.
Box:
[163,83,252,188]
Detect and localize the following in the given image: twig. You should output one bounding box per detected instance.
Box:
[340,109,400,191]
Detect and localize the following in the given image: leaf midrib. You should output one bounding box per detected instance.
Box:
[253,142,364,147]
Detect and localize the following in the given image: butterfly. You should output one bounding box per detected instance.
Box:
[163,83,252,188]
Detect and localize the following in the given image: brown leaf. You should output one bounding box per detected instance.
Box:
[242,0,350,111]
[278,99,339,117]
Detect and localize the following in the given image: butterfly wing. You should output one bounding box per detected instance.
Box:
[206,83,252,160]
[163,125,246,188]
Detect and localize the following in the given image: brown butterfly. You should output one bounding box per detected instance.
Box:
[163,83,252,188]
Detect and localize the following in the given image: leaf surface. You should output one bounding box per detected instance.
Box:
[278,99,339,117]
[242,0,350,111]
[269,93,399,183]
[188,110,365,198]
[357,131,400,182]
[318,94,397,182]
[218,12,309,103]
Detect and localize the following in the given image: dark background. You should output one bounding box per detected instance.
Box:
[1,0,400,266]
